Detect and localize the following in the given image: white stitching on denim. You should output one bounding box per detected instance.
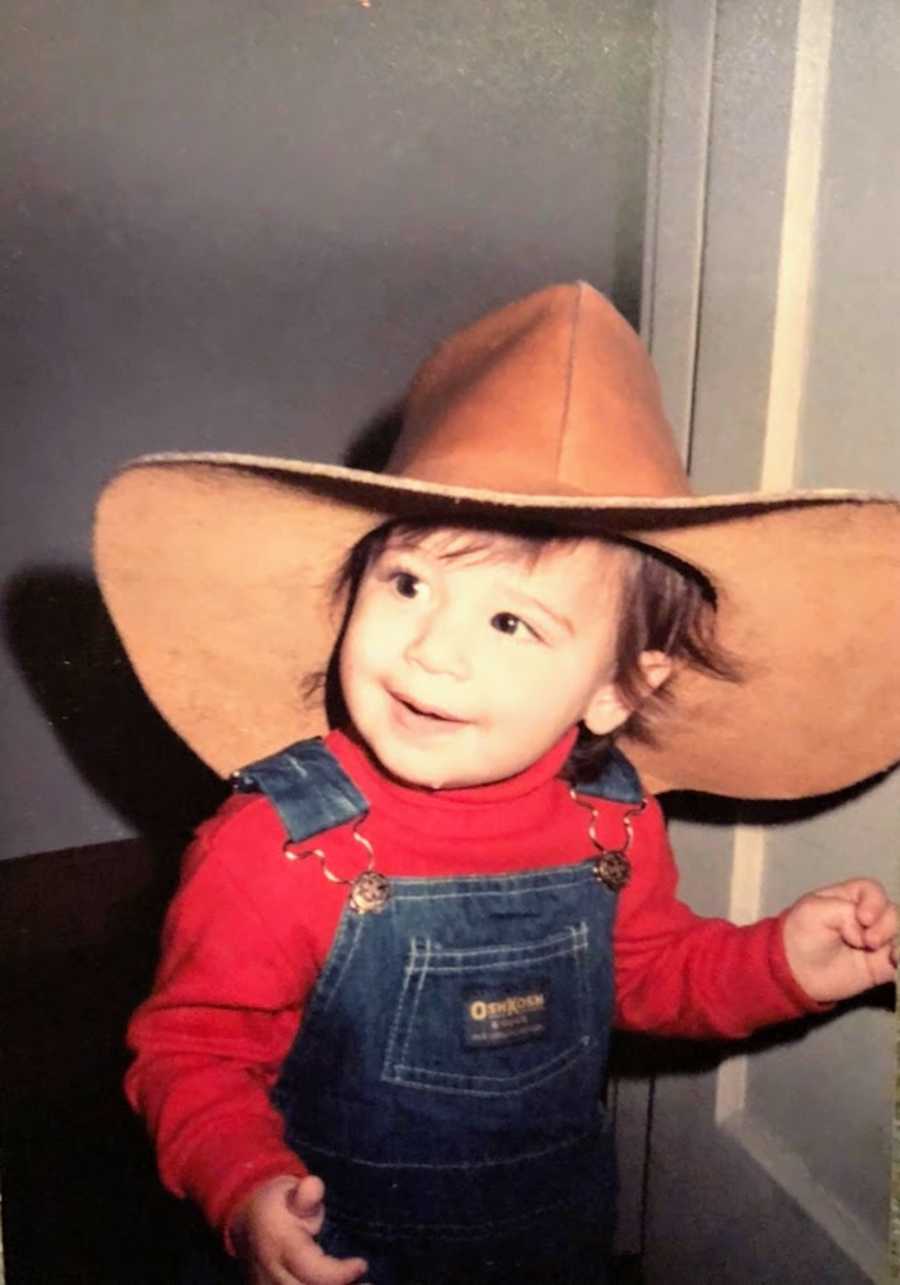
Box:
[410,926,586,973]
[416,949,583,976]
[421,923,586,959]
[397,934,431,1070]
[326,1193,587,1237]
[382,935,421,1077]
[389,874,592,900]
[394,1041,580,1087]
[380,920,595,1094]
[322,1192,598,1235]
[573,920,592,1044]
[387,1047,585,1096]
[292,1128,594,1169]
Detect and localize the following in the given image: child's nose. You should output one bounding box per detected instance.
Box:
[404,613,470,679]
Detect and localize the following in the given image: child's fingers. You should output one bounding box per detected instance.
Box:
[810,878,886,915]
[808,879,894,940]
[826,899,868,949]
[797,891,877,951]
[861,940,899,988]
[821,902,897,982]
[861,899,897,950]
[786,882,897,1001]
[798,891,864,947]
[287,1175,327,1228]
[280,1181,368,1285]
[835,880,898,951]
[851,879,890,927]
[280,1239,369,1285]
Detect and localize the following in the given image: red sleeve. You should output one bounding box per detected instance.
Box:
[125,795,326,1242]
[612,796,824,1039]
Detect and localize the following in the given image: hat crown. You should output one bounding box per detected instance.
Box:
[388,282,692,499]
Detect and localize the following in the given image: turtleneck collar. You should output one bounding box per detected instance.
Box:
[327,725,577,817]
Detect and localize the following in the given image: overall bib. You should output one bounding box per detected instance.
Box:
[188,740,639,1284]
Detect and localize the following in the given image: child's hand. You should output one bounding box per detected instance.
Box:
[231,1174,369,1285]
[782,878,897,1003]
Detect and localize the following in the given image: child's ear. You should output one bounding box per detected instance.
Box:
[582,650,674,736]
[637,650,674,695]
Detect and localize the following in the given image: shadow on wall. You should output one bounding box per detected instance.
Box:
[2,401,407,855]
[662,770,897,830]
[343,399,404,471]
[3,565,227,852]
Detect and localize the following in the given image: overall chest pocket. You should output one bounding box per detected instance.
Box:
[381,922,593,1096]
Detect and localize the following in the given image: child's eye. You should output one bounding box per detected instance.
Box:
[390,571,422,599]
[491,612,536,639]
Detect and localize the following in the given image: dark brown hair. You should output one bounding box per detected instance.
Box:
[308,518,740,783]
[565,537,740,782]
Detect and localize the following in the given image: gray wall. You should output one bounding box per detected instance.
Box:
[2,0,654,860]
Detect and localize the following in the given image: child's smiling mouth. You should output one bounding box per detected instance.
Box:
[390,692,468,727]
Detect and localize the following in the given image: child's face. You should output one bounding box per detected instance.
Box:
[338,528,634,789]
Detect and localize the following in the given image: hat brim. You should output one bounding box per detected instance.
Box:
[94,453,900,799]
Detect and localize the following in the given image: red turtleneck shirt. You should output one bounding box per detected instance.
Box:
[125,729,819,1242]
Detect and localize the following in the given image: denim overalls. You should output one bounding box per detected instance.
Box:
[217,739,642,1285]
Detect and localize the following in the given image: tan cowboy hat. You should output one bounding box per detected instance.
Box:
[94,282,900,799]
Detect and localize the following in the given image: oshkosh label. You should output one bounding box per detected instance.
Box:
[463,981,549,1048]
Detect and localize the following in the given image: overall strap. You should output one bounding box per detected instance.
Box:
[575,745,644,804]
[231,738,369,843]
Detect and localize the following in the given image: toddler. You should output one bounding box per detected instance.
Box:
[94,283,900,1285]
